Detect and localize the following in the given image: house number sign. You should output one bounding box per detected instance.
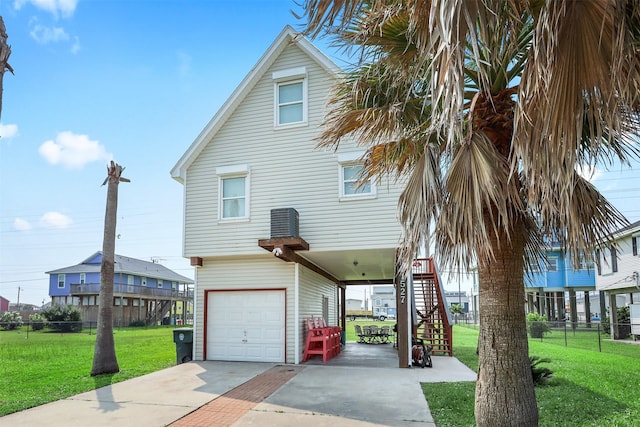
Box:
[400,280,406,305]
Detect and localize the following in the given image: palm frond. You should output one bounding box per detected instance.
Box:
[396,142,443,274]
[515,0,640,207]
[436,132,523,269]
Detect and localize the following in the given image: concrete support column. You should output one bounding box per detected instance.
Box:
[608,293,619,339]
[584,291,592,328]
[526,293,535,314]
[546,292,553,319]
[569,289,577,329]
[599,291,607,321]
[537,292,545,316]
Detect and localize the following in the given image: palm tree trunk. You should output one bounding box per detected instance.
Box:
[475,213,538,426]
[91,171,121,376]
[0,16,13,122]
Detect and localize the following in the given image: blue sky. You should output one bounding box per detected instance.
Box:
[1,1,639,306]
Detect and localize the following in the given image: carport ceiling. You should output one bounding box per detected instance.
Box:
[299,248,396,283]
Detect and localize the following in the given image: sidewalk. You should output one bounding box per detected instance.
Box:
[1,351,476,426]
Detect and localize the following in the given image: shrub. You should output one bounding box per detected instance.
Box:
[601,306,631,339]
[0,311,23,331]
[29,313,46,331]
[530,355,553,386]
[128,320,146,327]
[41,305,82,332]
[527,312,551,338]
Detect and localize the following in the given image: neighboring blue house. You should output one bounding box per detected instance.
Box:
[46,252,194,327]
[525,247,597,324]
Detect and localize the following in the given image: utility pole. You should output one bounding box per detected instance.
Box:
[16,286,21,310]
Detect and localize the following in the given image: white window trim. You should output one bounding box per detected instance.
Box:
[79,273,86,285]
[58,274,65,289]
[547,257,559,272]
[273,67,308,128]
[216,165,251,222]
[338,152,377,200]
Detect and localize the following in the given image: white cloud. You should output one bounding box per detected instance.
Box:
[39,131,112,169]
[14,0,78,18]
[39,211,73,229]
[13,218,32,231]
[30,24,69,43]
[576,164,602,183]
[0,123,19,139]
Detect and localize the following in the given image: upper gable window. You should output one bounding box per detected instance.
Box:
[338,152,376,200]
[216,164,250,221]
[273,67,307,127]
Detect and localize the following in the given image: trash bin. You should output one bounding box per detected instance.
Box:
[173,328,193,364]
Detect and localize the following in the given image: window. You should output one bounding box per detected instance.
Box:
[222,177,246,218]
[157,279,163,289]
[79,273,85,285]
[216,165,250,220]
[547,258,558,272]
[338,152,376,199]
[277,81,303,124]
[341,164,374,197]
[610,246,618,273]
[633,236,638,256]
[57,274,65,289]
[128,275,134,285]
[273,67,307,127]
[576,253,594,270]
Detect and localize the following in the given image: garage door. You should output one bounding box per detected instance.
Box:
[206,290,285,362]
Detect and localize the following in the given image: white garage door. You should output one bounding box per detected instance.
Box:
[206,290,285,363]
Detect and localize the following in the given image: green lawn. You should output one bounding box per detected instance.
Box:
[4,322,638,425]
[0,326,177,416]
[343,319,396,342]
[423,325,640,427]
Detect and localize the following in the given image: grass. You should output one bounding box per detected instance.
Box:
[423,325,640,427]
[0,326,177,416]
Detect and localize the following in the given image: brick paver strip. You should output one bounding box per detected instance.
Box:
[170,365,304,427]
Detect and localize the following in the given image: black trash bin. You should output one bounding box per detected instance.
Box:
[173,328,193,364]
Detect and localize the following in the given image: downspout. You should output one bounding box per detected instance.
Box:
[294,262,300,364]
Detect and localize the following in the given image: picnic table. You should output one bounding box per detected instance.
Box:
[355,325,392,344]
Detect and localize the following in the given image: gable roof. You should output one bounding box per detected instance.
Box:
[46,251,194,284]
[170,25,341,183]
[612,219,640,237]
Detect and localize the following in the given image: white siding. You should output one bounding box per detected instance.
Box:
[183,42,404,259]
[298,264,339,361]
[596,233,640,292]
[193,256,297,363]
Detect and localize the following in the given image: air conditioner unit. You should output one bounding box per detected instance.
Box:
[271,208,299,238]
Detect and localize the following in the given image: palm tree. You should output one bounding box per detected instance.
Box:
[91,161,130,376]
[0,16,14,121]
[300,1,640,426]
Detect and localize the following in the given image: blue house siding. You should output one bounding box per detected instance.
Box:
[526,249,595,290]
[46,251,194,326]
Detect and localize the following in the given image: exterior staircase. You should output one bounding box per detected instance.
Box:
[411,258,453,355]
[146,299,172,325]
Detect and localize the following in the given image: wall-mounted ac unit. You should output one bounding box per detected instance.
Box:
[271,208,299,238]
